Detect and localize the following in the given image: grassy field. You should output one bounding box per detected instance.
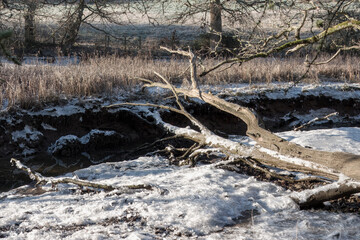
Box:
[1,53,359,109]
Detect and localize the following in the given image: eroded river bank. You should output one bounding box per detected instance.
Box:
[1,84,360,192]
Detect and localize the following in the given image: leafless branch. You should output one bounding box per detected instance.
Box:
[11,158,153,192]
[294,112,338,131]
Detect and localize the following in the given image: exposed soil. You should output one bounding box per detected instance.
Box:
[0,106,166,192]
[245,95,360,132]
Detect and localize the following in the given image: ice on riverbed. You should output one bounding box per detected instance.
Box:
[1,127,360,239]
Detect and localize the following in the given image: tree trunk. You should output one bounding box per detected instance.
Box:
[61,0,85,51]
[209,0,222,50]
[111,47,360,207]
[24,1,37,48]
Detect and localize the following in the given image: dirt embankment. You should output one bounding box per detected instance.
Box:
[1,93,359,192]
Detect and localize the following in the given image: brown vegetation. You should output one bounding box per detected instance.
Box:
[0,53,360,108]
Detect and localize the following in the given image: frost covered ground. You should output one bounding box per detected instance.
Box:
[0,127,360,240]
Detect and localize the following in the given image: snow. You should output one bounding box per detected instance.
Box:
[48,134,79,154]
[11,125,43,143]
[48,129,118,154]
[1,127,360,239]
[32,104,86,117]
[41,123,57,131]
[277,127,360,155]
[202,82,360,102]
[11,125,44,156]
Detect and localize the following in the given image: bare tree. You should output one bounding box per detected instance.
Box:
[0,0,129,52]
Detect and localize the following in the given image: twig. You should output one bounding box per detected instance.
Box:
[217,156,328,184]
[311,45,360,65]
[11,158,46,184]
[294,112,338,131]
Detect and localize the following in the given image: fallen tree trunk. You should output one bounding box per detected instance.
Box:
[141,80,360,181]
[141,47,360,181]
[109,92,360,208]
[107,47,360,207]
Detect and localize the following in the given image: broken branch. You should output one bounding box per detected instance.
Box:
[11,158,153,192]
[294,112,338,131]
[291,178,360,209]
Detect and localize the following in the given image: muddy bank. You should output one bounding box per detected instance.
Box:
[1,90,360,192]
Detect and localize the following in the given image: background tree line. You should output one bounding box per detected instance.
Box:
[0,0,359,66]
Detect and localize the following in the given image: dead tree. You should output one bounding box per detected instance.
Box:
[107,46,360,208]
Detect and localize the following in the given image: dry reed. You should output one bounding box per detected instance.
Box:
[1,54,359,109]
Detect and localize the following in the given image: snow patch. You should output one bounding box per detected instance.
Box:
[11,125,43,143]
[11,125,43,156]
[48,134,79,154]
[277,127,360,155]
[202,82,360,102]
[48,129,118,154]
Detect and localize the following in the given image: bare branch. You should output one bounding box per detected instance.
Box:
[201,19,360,77]
[11,158,153,192]
[294,112,338,131]
[291,179,360,208]
[160,46,201,94]
[311,45,360,65]
[294,10,308,40]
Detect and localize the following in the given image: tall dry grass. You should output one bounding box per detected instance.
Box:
[1,54,359,109]
[202,55,360,84]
